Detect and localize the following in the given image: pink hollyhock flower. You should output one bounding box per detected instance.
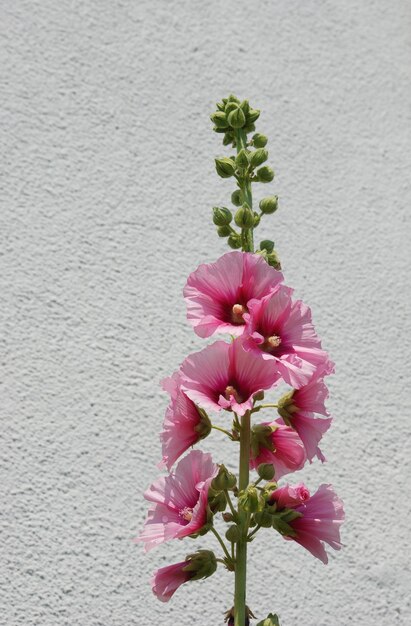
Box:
[159,372,211,471]
[270,482,311,509]
[274,483,344,564]
[243,285,329,388]
[277,360,334,462]
[137,450,217,551]
[151,561,191,602]
[184,251,283,338]
[249,421,306,479]
[180,337,281,417]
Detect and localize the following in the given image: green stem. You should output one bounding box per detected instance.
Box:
[224,489,239,521]
[235,129,254,253]
[211,424,234,439]
[251,403,279,414]
[211,526,232,563]
[247,524,261,541]
[234,410,251,626]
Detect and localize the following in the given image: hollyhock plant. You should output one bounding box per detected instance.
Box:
[184,251,283,338]
[243,285,329,388]
[270,483,345,564]
[138,94,344,626]
[180,336,281,417]
[137,450,217,551]
[249,422,306,479]
[159,371,211,470]
[277,359,334,462]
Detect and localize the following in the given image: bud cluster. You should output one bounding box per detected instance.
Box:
[210,94,281,264]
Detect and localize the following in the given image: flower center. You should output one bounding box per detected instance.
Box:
[263,334,282,351]
[230,303,247,325]
[224,385,244,404]
[179,506,193,522]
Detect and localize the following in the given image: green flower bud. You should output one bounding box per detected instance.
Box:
[243,122,256,134]
[235,148,250,168]
[225,525,241,543]
[183,549,217,581]
[253,211,260,227]
[225,101,239,116]
[267,251,281,270]
[260,239,275,253]
[215,157,236,178]
[217,225,232,237]
[238,486,261,513]
[259,196,278,214]
[212,464,237,491]
[253,133,268,148]
[210,111,229,129]
[256,166,274,183]
[223,132,234,146]
[209,490,227,512]
[234,205,254,228]
[253,509,274,528]
[257,463,276,480]
[256,613,281,626]
[246,108,260,124]
[239,99,250,115]
[216,101,225,111]
[228,107,246,129]
[251,424,275,458]
[212,206,232,226]
[250,148,268,168]
[227,94,240,103]
[231,190,243,207]
[227,233,242,249]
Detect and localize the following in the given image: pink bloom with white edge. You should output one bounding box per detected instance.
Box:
[151,561,191,602]
[249,422,306,480]
[278,359,334,462]
[275,483,344,564]
[137,450,217,551]
[243,285,329,388]
[159,372,210,470]
[184,251,283,338]
[180,337,281,417]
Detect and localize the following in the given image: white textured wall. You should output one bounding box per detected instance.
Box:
[1,1,410,624]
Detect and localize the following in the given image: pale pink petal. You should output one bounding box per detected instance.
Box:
[151,561,190,602]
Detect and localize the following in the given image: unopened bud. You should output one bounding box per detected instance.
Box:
[239,99,250,115]
[256,166,274,183]
[234,205,254,229]
[260,239,275,253]
[217,225,232,238]
[253,133,268,148]
[228,107,246,129]
[225,525,241,543]
[246,108,260,124]
[223,132,234,146]
[257,463,275,480]
[215,157,236,178]
[183,549,217,581]
[212,465,237,491]
[213,206,232,226]
[227,94,240,103]
[231,190,243,207]
[209,490,227,512]
[243,123,256,134]
[238,486,261,513]
[235,148,250,168]
[259,196,278,214]
[250,148,268,168]
[227,233,242,249]
[210,111,229,129]
[222,512,234,523]
[256,614,280,626]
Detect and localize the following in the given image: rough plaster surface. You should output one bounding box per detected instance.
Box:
[1,1,410,624]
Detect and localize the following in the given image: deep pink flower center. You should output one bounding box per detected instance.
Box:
[230,303,248,325]
[179,506,193,522]
[224,385,244,404]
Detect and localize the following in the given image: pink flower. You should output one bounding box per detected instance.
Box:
[270,482,311,509]
[151,561,191,602]
[275,483,345,564]
[243,286,329,388]
[250,422,306,480]
[159,372,210,471]
[180,337,281,417]
[278,360,334,462]
[137,450,217,551]
[184,251,283,338]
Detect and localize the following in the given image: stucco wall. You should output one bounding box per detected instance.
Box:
[1,1,410,624]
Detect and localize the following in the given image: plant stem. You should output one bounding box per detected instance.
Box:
[251,403,279,414]
[211,527,232,563]
[224,490,239,521]
[234,410,251,626]
[236,128,254,253]
[211,424,234,439]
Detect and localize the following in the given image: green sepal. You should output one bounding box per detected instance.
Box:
[256,613,281,626]
[228,107,246,129]
[215,157,236,178]
[260,239,275,253]
[194,407,212,439]
[250,148,268,168]
[225,524,241,543]
[280,508,303,523]
[238,486,262,513]
[211,464,237,491]
[235,148,250,168]
[231,189,243,206]
[246,108,260,124]
[183,549,217,581]
[272,515,297,537]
